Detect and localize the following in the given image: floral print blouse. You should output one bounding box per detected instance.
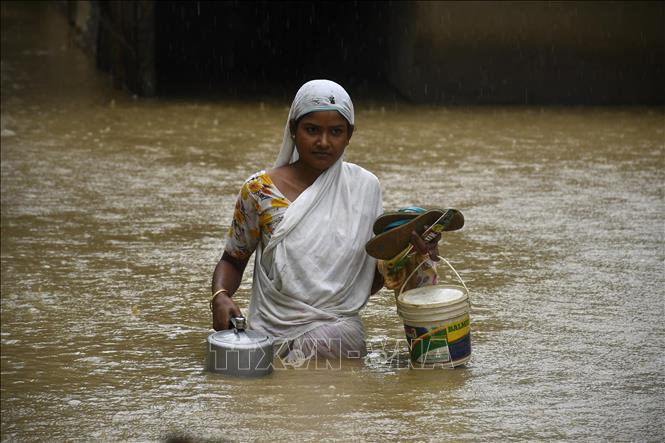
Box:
[378,253,439,294]
[224,171,290,260]
[224,170,438,294]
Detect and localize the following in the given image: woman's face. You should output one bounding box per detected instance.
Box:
[292,111,352,172]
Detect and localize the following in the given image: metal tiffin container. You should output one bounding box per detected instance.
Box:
[206,317,274,377]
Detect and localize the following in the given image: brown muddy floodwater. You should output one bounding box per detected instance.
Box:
[1,3,664,442]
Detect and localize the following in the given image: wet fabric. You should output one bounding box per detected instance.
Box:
[274,79,354,168]
[245,80,382,357]
[378,254,439,294]
[224,167,380,359]
[276,316,368,363]
[225,171,290,261]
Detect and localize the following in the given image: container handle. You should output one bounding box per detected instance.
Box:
[397,256,469,299]
[231,316,246,334]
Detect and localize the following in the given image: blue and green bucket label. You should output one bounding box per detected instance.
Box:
[403,315,471,364]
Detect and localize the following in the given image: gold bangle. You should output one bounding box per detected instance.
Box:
[210,288,230,312]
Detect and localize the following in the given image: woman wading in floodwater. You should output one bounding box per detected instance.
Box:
[210,79,438,361]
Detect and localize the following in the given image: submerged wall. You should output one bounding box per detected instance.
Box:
[67,0,155,95]
[67,1,664,104]
[386,1,664,104]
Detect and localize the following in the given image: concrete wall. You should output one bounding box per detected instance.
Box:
[69,0,155,95]
[65,0,96,56]
[67,1,664,104]
[96,0,155,95]
[386,1,664,104]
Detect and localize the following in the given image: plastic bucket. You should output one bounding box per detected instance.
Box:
[396,257,471,367]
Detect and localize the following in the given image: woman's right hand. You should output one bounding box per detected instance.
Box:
[211,292,242,331]
[410,225,441,261]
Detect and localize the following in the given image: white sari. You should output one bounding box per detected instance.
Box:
[247,80,382,358]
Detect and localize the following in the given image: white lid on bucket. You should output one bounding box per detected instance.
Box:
[397,285,468,309]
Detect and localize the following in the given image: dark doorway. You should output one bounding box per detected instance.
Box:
[155,1,394,99]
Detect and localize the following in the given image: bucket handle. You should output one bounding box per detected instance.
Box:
[397,256,469,299]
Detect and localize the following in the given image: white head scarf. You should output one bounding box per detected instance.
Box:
[274,79,355,167]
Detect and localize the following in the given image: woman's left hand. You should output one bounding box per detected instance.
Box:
[410,226,441,261]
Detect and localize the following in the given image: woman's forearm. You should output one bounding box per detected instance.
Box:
[212,252,249,296]
[211,252,248,330]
